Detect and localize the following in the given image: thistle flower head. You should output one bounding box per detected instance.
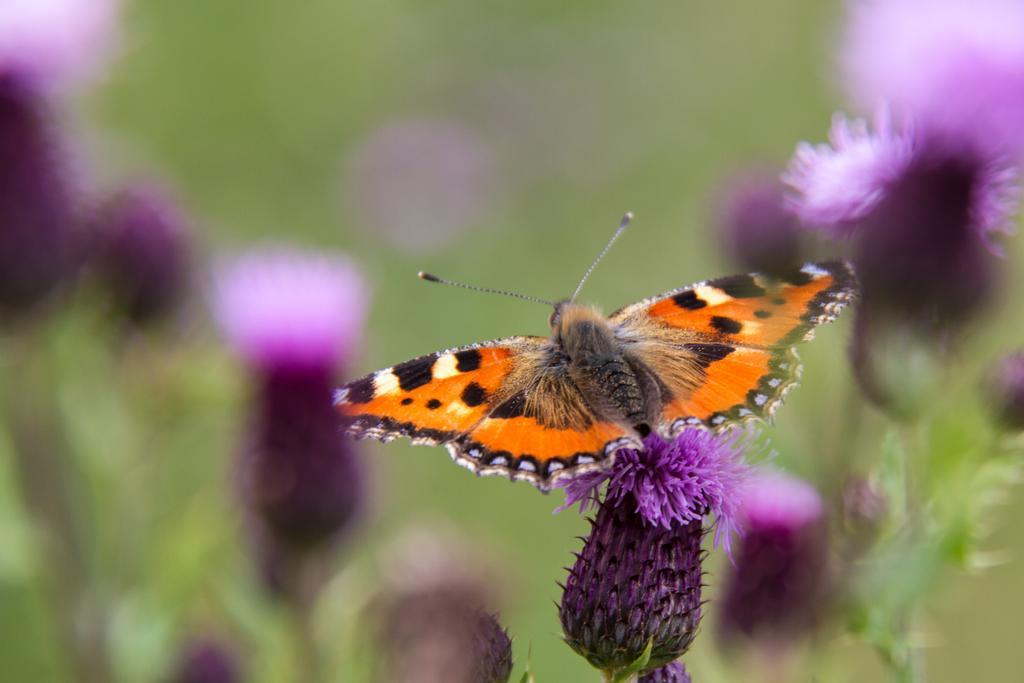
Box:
[560,500,704,677]
[0,72,78,316]
[715,169,804,277]
[842,0,1024,159]
[640,661,692,683]
[216,248,369,551]
[719,471,830,644]
[561,429,752,554]
[93,183,191,325]
[169,638,240,683]
[0,0,119,90]
[213,248,367,371]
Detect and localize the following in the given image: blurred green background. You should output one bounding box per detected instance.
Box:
[2,0,1023,680]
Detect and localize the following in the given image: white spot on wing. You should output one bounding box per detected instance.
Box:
[518,460,537,472]
[754,393,768,406]
[548,461,565,472]
[768,378,782,388]
[576,455,595,465]
[432,353,459,379]
[373,369,400,395]
[694,285,733,307]
[490,455,509,466]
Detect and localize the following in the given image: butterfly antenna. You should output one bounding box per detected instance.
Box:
[570,211,633,303]
[417,271,555,307]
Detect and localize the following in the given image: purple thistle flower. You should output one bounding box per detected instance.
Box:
[0,72,79,316]
[715,169,805,277]
[559,499,704,677]
[345,118,497,254]
[783,110,914,233]
[169,638,240,683]
[214,248,367,371]
[561,430,751,555]
[718,471,830,645]
[373,530,513,683]
[92,183,191,325]
[784,111,1018,253]
[986,351,1024,430]
[214,249,368,550]
[842,0,1024,160]
[0,0,120,91]
[640,661,692,683]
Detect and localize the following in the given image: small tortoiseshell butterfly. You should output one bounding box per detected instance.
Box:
[335,215,857,491]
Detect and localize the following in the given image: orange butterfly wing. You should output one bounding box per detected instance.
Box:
[334,337,637,490]
[610,261,857,434]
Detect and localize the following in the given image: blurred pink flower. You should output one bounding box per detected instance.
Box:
[784,111,1018,250]
[344,119,497,253]
[213,248,368,370]
[783,111,913,232]
[0,0,119,90]
[842,0,1024,158]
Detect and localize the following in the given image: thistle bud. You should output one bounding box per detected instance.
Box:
[92,184,191,325]
[640,661,692,683]
[214,249,368,550]
[716,170,804,277]
[718,472,830,644]
[559,499,704,676]
[169,638,240,683]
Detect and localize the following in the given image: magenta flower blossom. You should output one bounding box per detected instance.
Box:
[842,0,1024,159]
[784,111,1018,253]
[783,111,914,231]
[0,0,119,90]
[560,430,752,553]
[215,248,368,558]
[213,248,367,371]
[718,471,831,644]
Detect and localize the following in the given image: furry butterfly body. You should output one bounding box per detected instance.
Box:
[335,261,857,490]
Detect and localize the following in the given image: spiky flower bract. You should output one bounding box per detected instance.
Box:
[559,499,704,677]
[640,661,692,683]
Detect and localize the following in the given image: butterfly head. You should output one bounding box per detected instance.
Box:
[549,301,615,361]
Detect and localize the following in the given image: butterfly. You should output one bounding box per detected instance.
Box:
[335,219,857,491]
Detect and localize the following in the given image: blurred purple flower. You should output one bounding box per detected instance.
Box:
[842,0,1024,159]
[715,169,804,277]
[561,430,751,554]
[718,471,830,644]
[0,0,119,90]
[169,638,240,683]
[0,72,78,316]
[784,112,1018,252]
[215,249,368,550]
[987,351,1024,430]
[640,661,691,683]
[214,248,367,371]
[374,529,512,683]
[560,500,703,677]
[783,111,913,232]
[92,183,191,325]
[345,119,496,253]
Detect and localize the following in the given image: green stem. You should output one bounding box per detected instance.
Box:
[3,322,113,683]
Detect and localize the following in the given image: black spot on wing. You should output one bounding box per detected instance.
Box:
[426,398,442,410]
[778,267,813,286]
[672,290,707,310]
[683,343,736,368]
[709,273,766,298]
[755,309,772,319]
[344,376,375,404]
[710,316,743,334]
[393,356,435,391]
[401,397,414,406]
[454,348,482,372]
[490,391,526,419]
[460,382,487,407]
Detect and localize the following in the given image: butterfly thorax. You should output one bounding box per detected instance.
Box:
[551,303,658,435]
